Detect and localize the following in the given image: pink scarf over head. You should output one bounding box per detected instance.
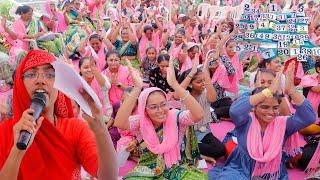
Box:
[138,87,181,168]
[247,113,287,179]
[44,0,67,32]
[211,62,231,89]
[138,32,160,59]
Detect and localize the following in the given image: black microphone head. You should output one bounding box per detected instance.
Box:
[31,92,47,108]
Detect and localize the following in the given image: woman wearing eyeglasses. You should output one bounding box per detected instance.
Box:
[114,56,207,179]
[0,50,117,179]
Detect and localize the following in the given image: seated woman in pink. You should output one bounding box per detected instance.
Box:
[79,33,114,71]
[179,43,199,73]
[85,0,107,19]
[78,57,112,118]
[0,18,23,64]
[5,6,45,51]
[163,28,186,60]
[137,24,161,59]
[223,38,244,95]
[103,51,133,106]
[44,0,68,33]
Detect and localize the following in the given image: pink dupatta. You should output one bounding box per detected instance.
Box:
[180,56,192,73]
[138,33,160,59]
[138,87,181,168]
[211,62,231,89]
[247,112,308,179]
[247,113,288,179]
[12,19,29,51]
[103,65,133,105]
[82,44,107,71]
[44,0,67,33]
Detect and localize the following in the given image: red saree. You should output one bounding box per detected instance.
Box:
[0,50,98,179]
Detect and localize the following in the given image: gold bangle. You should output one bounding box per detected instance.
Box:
[262,88,273,98]
[180,91,190,102]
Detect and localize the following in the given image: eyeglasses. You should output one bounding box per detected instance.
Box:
[146,102,168,111]
[22,71,55,80]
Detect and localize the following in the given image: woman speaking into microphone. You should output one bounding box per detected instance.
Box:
[0,50,117,179]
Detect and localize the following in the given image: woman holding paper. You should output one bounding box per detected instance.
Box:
[0,50,118,179]
[208,63,316,180]
[114,56,207,179]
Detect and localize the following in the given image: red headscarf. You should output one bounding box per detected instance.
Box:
[13,49,74,122]
[0,50,91,179]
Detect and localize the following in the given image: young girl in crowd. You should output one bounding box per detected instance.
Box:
[179,54,226,163]
[141,47,158,83]
[149,53,179,94]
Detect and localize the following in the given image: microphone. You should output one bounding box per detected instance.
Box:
[16,92,47,150]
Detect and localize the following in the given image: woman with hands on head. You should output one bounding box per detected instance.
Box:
[79,22,114,71]
[79,57,113,120]
[114,56,207,179]
[178,53,226,164]
[0,50,117,179]
[107,18,139,68]
[208,62,316,180]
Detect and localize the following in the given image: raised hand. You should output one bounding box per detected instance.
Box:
[167,57,179,89]
[285,62,295,95]
[125,59,143,89]
[269,71,282,94]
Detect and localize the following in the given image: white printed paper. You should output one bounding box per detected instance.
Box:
[51,60,102,117]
